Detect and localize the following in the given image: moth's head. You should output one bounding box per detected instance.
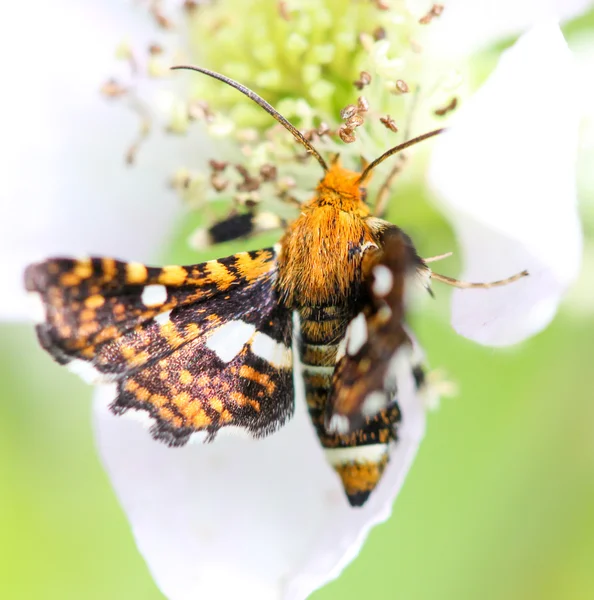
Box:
[316,156,370,205]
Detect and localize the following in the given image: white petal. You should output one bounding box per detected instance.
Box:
[416,0,594,57]
[0,0,205,321]
[93,365,425,600]
[428,23,582,346]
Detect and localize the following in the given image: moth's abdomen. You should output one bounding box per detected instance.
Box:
[297,305,398,507]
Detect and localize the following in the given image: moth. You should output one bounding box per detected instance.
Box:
[25,66,527,507]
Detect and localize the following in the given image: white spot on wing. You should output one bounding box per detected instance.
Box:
[362,390,388,417]
[372,264,394,297]
[384,344,414,390]
[141,284,168,307]
[327,414,350,434]
[205,320,256,363]
[154,310,172,326]
[346,312,367,356]
[251,332,292,369]
[335,336,347,362]
[67,358,112,384]
[27,292,45,323]
[324,443,389,466]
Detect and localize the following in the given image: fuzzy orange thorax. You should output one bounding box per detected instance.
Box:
[277,163,378,307]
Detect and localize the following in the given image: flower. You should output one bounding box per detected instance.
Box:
[2,1,588,599]
[0,0,205,320]
[428,21,582,346]
[91,20,583,599]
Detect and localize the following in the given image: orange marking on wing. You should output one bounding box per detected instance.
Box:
[158,265,187,286]
[84,294,105,309]
[121,345,136,360]
[231,391,248,407]
[58,325,73,338]
[209,397,224,413]
[191,409,212,428]
[79,309,96,323]
[173,391,191,408]
[60,272,81,287]
[151,394,168,408]
[239,365,275,395]
[80,346,96,359]
[179,370,193,385]
[102,258,117,281]
[185,323,200,337]
[113,303,126,317]
[73,259,93,279]
[135,386,151,402]
[125,379,139,392]
[161,322,187,348]
[170,394,211,428]
[219,409,233,423]
[235,250,274,282]
[127,351,150,368]
[94,325,118,344]
[78,321,100,338]
[159,406,183,427]
[204,260,235,290]
[126,262,148,284]
[197,374,211,388]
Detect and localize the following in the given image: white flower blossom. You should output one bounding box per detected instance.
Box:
[415,0,594,56]
[0,0,204,320]
[428,21,582,346]
[91,23,583,599]
[1,1,586,599]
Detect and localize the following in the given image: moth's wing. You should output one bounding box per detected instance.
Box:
[326,229,418,433]
[25,247,294,445]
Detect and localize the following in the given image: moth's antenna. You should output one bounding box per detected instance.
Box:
[357,128,445,184]
[171,65,329,172]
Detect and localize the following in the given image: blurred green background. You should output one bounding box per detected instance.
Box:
[2,4,594,600]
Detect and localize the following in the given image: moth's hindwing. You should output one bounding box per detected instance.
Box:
[25,248,294,445]
[326,228,414,433]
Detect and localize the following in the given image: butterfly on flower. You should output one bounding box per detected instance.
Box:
[24,66,528,506]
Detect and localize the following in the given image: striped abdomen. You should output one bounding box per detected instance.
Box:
[297,305,401,507]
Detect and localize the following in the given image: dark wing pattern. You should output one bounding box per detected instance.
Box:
[326,229,419,433]
[25,247,294,445]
